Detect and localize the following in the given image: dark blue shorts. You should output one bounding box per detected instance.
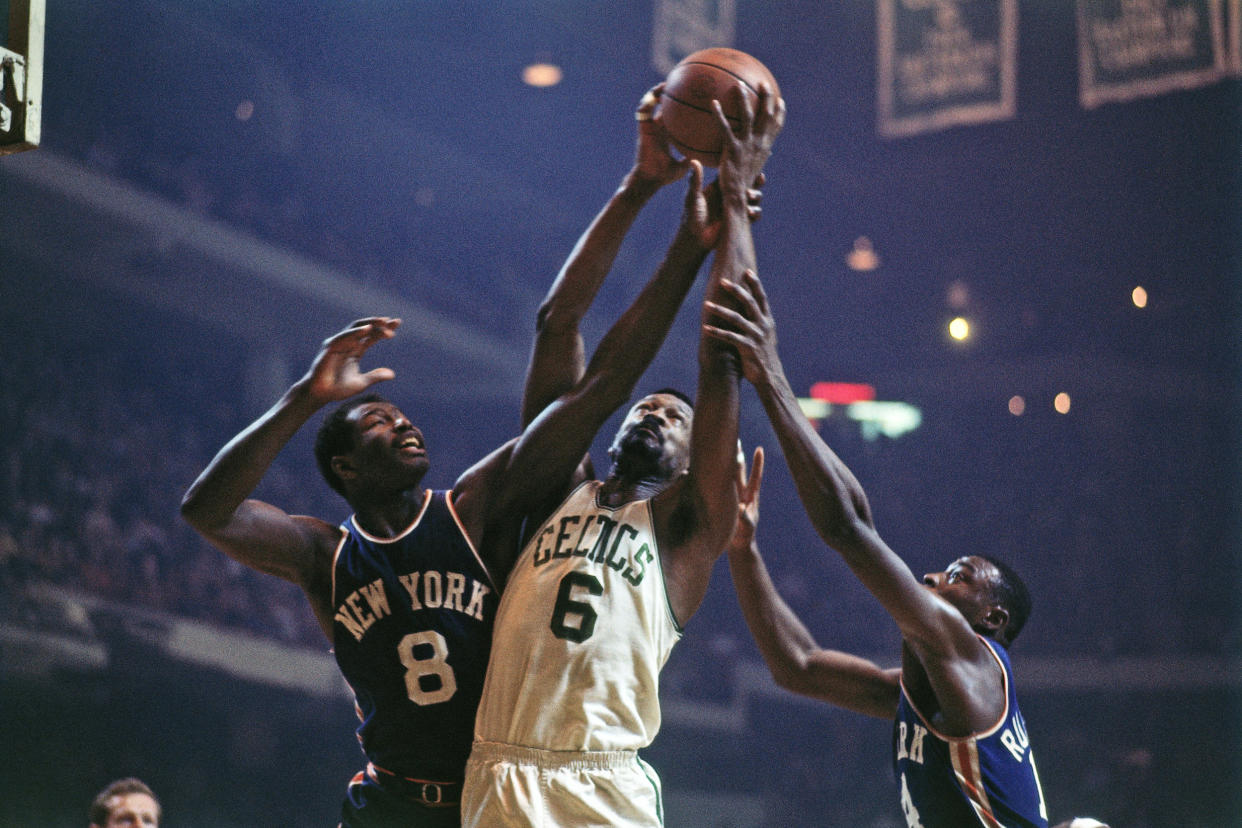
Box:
[339,764,462,828]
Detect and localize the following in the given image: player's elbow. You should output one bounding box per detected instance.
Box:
[816,512,874,560]
[534,297,581,338]
[765,650,819,697]
[179,486,226,534]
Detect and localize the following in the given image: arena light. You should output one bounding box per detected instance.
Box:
[847,401,922,440]
[846,236,880,272]
[522,62,563,87]
[798,397,832,421]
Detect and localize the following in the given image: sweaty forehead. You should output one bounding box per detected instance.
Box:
[951,556,997,580]
[349,400,404,422]
[633,393,692,417]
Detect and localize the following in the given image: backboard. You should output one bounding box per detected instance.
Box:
[1,0,44,155]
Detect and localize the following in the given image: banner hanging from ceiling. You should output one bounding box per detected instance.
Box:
[876,0,1018,138]
[652,0,737,75]
[1077,0,1228,108]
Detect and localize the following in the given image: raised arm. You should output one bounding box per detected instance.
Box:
[703,271,1002,731]
[727,446,900,718]
[454,160,728,568]
[520,84,690,426]
[180,318,400,623]
[655,82,785,625]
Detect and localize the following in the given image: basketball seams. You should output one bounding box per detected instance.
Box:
[675,60,766,98]
[660,91,743,125]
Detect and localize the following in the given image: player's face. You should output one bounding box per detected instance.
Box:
[99,793,159,828]
[922,556,1000,629]
[610,393,694,473]
[344,401,429,486]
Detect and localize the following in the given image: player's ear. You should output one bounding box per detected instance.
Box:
[981,605,1010,639]
[332,455,358,482]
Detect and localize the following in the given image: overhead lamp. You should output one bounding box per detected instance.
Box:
[522,62,563,88]
[846,236,880,272]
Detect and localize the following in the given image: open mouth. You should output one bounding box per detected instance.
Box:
[397,435,425,454]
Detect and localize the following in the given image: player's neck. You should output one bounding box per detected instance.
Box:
[352,488,425,538]
[598,470,670,507]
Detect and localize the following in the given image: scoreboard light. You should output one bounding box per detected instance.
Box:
[799,383,921,441]
[810,382,876,404]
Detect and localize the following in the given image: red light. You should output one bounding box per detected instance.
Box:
[810,382,876,404]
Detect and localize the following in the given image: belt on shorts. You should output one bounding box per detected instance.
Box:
[365,762,461,807]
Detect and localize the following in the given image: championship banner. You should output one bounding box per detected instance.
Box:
[652,0,737,75]
[876,0,1018,139]
[1077,0,1228,108]
[1230,0,1241,74]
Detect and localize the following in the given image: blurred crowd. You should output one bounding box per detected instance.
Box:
[2,298,1233,660]
[0,331,329,649]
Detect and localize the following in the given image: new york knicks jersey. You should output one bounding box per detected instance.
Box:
[332,489,498,783]
[893,637,1048,828]
[473,480,682,751]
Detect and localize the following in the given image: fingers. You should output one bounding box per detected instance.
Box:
[732,84,755,139]
[323,317,400,355]
[734,445,764,533]
[703,299,750,333]
[701,322,746,351]
[752,82,786,136]
[635,84,662,121]
[740,268,769,316]
[719,272,763,317]
[709,98,732,138]
[744,446,765,504]
[734,439,747,490]
[684,160,704,201]
[346,316,401,331]
[745,186,763,223]
[361,367,397,385]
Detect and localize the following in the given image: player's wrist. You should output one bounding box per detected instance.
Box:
[620,169,664,199]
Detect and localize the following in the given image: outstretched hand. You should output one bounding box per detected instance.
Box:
[729,444,765,554]
[301,317,400,405]
[683,164,766,249]
[702,269,782,386]
[632,83,691,188]
[712,82,785,197]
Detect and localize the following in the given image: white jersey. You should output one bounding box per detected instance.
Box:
[473,480,682,752]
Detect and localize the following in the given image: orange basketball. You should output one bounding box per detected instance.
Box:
[656,48,780,167]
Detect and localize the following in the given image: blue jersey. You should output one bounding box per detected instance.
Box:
[332,489,498,785]
[893,638,1048,828]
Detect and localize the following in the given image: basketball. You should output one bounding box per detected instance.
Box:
[656,48,780,167]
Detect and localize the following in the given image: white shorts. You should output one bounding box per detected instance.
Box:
[461,741,664,828]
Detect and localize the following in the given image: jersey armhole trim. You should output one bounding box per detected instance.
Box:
[329,525,349,607]
[898,636,1010,743]
[645,497,684,638]
[444,489,498,590]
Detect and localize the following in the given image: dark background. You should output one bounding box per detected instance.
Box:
[0,1,1237,825]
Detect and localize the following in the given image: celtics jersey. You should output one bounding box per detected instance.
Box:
[332,489,498,783]
[893,637,1048,828]
[473,480,682,751]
